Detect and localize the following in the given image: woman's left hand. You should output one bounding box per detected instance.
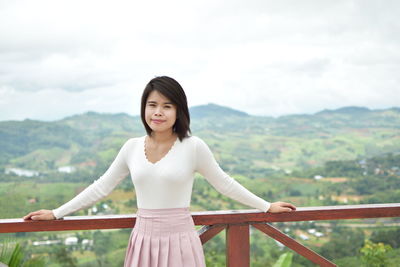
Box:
[268,201,296,213]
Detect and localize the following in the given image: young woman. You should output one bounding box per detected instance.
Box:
[23,76,296,267]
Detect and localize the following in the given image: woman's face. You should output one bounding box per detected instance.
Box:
[145,90,177,135]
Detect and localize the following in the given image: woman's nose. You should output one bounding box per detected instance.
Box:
[154,107,162,115]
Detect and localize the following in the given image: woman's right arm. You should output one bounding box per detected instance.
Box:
[23,138,133,220]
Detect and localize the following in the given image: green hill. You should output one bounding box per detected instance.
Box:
[1,105,400,267]
[0,104,399,176]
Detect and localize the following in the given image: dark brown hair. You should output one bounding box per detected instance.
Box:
[140,76,191,141]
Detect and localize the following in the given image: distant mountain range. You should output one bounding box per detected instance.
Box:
[1,104,399,176]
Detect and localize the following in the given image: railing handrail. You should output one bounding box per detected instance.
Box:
[2,203,400,233]
[2,203,400,267]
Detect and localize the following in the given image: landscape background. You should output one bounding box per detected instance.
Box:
[2,0,400,266]
[1,104,400,266]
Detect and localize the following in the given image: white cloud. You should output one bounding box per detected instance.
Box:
[0,0,399,121]
[0,82,142,121]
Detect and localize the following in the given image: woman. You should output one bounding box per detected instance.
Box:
[23,76,296,267]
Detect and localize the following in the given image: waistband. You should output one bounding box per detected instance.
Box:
[134,207,194,234]
[137,207,191,216]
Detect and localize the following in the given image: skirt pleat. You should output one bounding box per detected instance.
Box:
[150,235,160,267]
[124,207,206,267]
[131,232,144,266]
[168,233,183,266]
[158,235,169,267]
[124,229,137,265]
[188,231,205,266]
[179,231,197,266]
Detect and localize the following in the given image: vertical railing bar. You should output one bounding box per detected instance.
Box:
[226,223,250,267]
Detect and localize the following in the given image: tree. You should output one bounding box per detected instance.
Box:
[360,240,392,267]
[93,230,111,267]
[370,228,400,249]
[52,245,77,267]
[319,228,364,259]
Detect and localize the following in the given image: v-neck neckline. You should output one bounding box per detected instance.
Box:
[143,135,179,165]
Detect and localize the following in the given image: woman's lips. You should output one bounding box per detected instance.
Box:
[152,119,165,124]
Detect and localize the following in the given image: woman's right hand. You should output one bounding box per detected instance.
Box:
[23,209,56,220]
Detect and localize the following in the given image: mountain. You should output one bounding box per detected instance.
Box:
[190,103,249,119]
[0,104,399,176]
[316,106,371,115]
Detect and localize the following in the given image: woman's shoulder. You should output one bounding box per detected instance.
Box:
[181,135,208,149]
[123,135,145,147]
[129,135,146,142]
[182,135,202,143]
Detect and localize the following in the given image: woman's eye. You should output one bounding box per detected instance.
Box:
[164,106,171,109]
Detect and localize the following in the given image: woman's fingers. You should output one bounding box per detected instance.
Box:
[23,210,54,220]
[282,202,296,211]
[23,210,41,220]
[277,205,293,212]
[31,214,42,220]
[23,212,38,220]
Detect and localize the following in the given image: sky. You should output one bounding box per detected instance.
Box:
[0,0,399,121]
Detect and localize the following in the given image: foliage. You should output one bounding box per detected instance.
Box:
[52,245,78,267]
[318,227,364,259]
[0,242,23,267]
[363,190,400,204]
[370,228,400,249]
[0,240,46,267]
[360,240,392,267]
[92,230,111,267]
[273,252,293,267]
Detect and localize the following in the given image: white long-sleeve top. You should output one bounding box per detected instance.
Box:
[52,135,270,219]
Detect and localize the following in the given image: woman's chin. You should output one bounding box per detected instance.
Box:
[150,127,173,134]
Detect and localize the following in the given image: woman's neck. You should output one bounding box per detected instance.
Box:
[149,131,177,143]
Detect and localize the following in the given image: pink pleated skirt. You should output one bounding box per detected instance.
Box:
[124,207,206,267]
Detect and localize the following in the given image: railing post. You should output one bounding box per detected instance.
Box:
[226,223,249,267]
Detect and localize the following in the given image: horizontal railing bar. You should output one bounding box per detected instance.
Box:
[1,203,399,233]
[191,203,400,225]
[1,215,137,233]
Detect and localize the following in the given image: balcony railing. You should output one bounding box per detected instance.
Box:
[2,203,400,267]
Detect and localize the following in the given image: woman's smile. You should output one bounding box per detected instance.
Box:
[151,119,166,124]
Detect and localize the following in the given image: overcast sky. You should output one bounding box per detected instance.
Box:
[0,0,399,121]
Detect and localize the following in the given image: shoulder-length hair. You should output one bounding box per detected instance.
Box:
[140,76,191,141]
